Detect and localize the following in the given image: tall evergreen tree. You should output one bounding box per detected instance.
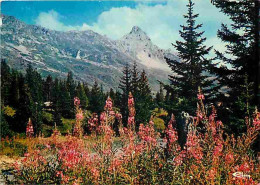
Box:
[211,0,259,106]
[135,70,153,125]
[109,88,116,103]
[25,64,44,134]
[83,82,90,97]
[89,81,105,114]
[155,83,164,107]
[165,0,217,114]
[210,0,259,136]
[66,71,76,117]
[52,78,62,126]
[76,82,88,109]
[1,60,11,105]
[118,63,132,126]
[43,75,53,102]
[16,74,32,132]
[60,81,72,119]
[131,61,139,97]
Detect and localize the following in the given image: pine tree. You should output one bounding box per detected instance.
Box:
[52,78,62,126]
[211,0,259,106]
[89,80,105,114]
[109,88,116,103]
[25,64,44,134]
[118,63,132,126]
[165,0,217,114]
[131,61,139,97]
[76,82,88,109]
[83,82,90,97]
[135,70,153,125]
[211,0,259,135]
[60,81,71,119]
[43,75,53,102]
[66,71,76,117]
[1,60,11,105]
[155,83,164,106]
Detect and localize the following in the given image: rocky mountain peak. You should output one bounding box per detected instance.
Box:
[130,26,142,34]
[123,26,151,42]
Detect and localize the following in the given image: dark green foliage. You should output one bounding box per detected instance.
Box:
[51,78,62,126]
[155,83,164,107]
[165,0,218,115]
[118,64,132,126]
[118,62,153,128]
[89,80,105,114]
[43,75,53,102]
[135,70,153,125]
[211,0,259,135]
[76,82,89,109]
[25,64,44,134]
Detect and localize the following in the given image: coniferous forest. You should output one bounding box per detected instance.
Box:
[0,0,259,184]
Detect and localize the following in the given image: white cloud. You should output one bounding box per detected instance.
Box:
[35,0,230,53]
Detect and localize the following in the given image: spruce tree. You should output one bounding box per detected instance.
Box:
[60,81,71,119]
[211,0,259,135]
[131,61,139,97]
[155,83,164,107]
[165,0,217,114]
[211,0,259,106]
[89,80,105,114]
[43,75,53,102]
[76,82,88,109]
[1,60,11,105]
[109,88,116,103]
[118,63,132,126]
[25,64,43,134]
[66,71,76,118]
[135,70,153,125]
[52,78,62,126]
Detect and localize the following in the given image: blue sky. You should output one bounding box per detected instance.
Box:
[2,0,231,53]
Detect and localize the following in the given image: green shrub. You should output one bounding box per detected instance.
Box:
[42,111,53,125]
[42,124,53,137]
[58,118,74,135]
[153,117,165,132]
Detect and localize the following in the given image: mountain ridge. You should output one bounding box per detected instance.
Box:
[1,15,178,91]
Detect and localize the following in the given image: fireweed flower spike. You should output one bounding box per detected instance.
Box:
[128,92,136,131]
[26,118,34,138]
[104,96,113,111]
[73,97,84,137]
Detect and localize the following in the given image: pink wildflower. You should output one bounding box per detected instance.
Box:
[74,97,80,107]
[76,110,84,122]
[104,96,113,111]
[225,152,234,164]
[26,118,34,138]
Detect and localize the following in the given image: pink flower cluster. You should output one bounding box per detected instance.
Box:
[104,96,113,111]
[76,110,84,122]
[185,130,203,162]
[26,118,34,138]
[88,113,99,132]
[73,97,84,137]
[128,92,136,130]
[197,87,205,100]
[138,120,158,150]
[74,97,80,107]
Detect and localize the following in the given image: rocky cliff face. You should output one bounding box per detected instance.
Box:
[1,15,179,91]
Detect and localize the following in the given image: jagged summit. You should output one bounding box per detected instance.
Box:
[123,26,151,41]
[117,26,177,72]
[130,26,144,34]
